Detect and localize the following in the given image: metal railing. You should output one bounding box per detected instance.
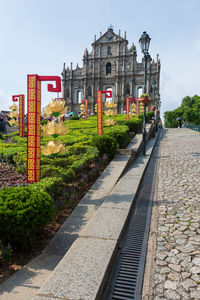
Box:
[186,124,200,132]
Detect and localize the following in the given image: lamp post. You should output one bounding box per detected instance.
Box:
[139,31,151,155]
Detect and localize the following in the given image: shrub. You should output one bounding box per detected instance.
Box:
[33,177,64,200]
[146,111,154,121]
[0,147,25,164]
[107,130,128,148]
[13,152,27,173]
[41,165,75,182]
[69,115,80,120]
[0,186,55,249]
[91,135,117,159]
[124,119,142,133]
[0,132,3,140]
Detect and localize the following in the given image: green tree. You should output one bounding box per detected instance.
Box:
[164,95,200,127]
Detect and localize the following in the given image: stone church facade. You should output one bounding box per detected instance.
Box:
[61,27,161,114]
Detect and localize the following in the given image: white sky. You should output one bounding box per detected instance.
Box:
[0,0,200,120]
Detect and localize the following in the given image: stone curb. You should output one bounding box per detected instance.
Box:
[33,128,159,300]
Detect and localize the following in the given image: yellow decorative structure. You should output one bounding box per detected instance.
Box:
[104,101,117,109]
[80,104,85,115]
[8,119,18,127]
[131,103,137,117]
[41,140,67,156]
[8,111,18,118]
[140,102,144,114]
[104,109,116,117]
[105,119,116,126]
[42,98,68,156]
[43,121,68,137]
[43,99,68,118]
[8,104,18,127]
[9,104,17,111]
[104,101,117,126]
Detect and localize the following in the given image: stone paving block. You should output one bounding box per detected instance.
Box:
[101,193,134,210]
[112,177,140,194]
[45,216,88,256]
[0,254,61,300]
[35,237,117,300]
[79,189,106,206]
[89,155,130,193]
[80,207,129,240]
[69,203,99,220]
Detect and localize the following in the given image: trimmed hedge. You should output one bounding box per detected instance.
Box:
[124,118,142,133]
[0,186,55,249]
[91,135,117,159]
[33,177,64,199]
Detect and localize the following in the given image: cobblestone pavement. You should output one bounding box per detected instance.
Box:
[147,129,200,299]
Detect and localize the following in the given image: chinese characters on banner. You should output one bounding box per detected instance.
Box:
[27,75,41,183]
[27,75,61,183]
[136,98,139,116]
[19,95,25,137]
[126,97,130,121]
[12,94,25,136]
[96,90,112,135]
[97,91,103,135]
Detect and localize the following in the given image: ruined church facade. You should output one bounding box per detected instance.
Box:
[61,28,161,113]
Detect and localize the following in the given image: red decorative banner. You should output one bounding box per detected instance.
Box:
[126,97,135,120]
[82,99,88,120]
[126,97,129,121]
[19,95,25,137]
[96,90,112,135]
[12,95,19,102]
[27,75,41,183]
[136,98,139,116]
[97,91,103,135]
[12,94,25,137]
[27,75,61,183]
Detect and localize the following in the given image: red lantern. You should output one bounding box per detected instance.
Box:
[140,96,149,106]
[156,110,160,115]
[152,105,156,112]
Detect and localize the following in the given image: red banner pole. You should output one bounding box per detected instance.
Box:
[137,97,139,116]
[85,99,88,120]
[97,91,103,135]
[19,95,25,137]
[27,75,41,183]
[126,97,129,121]
[27,75,61,183]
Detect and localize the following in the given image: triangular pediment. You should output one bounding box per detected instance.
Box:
[93,29,127,44]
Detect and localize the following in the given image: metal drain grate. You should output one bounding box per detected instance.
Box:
[106,135,161,300]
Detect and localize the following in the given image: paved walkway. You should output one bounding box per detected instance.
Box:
[143,128,200,299]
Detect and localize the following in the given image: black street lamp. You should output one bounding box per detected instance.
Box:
[139,31,151,155]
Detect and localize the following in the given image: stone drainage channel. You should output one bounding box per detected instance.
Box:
[103,132,161,300]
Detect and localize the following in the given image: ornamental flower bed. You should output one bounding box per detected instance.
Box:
[0,114,148,254]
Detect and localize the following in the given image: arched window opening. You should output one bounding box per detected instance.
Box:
[138,87,143,98]
[107,46,112,55]
[106,62,111,75]
[125,85,130,95]
[77,90,82,103]
[87,87,92,97]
